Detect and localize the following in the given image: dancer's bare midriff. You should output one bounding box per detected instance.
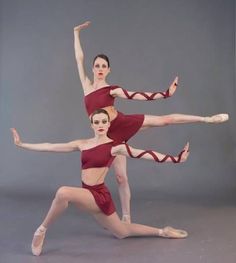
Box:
[81,167,108,186]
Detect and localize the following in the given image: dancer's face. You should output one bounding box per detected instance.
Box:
[93,57,110,80]
[91,113,110,135]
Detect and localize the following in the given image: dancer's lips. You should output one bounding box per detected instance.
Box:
[98,73,103,75]
[98,129,104,132]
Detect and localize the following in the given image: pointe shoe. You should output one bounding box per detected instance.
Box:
[159,226,188,239]
[204,114,229,123]
[31,225,47,256]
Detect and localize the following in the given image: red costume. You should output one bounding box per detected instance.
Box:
[84,86,144,143]
[81,141,116,216]
[80,141,186,215]
[81,141,115,169]
[82,182,115,216]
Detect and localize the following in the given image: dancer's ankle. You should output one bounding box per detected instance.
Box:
[122,214,131,224]
[37,225,47,232]
[158,228,164,236]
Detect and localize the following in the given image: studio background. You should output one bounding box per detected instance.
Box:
[0,1,235,263]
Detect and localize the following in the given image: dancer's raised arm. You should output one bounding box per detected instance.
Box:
[112,142,189,163]
[74,21,92,91]
[10,128,81,152]
[110,77,178,101]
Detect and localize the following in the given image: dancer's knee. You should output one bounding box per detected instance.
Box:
[161,115,173,125]
[113,228,129,239]
[55,186,70,202]
[115,172,128,185]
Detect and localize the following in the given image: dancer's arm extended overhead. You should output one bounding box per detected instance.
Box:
[74,21,92,93]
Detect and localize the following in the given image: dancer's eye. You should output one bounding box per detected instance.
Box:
[94,64,100,68]
[102,120,107,124]
[102,64,107,68]
[94,121,99,125]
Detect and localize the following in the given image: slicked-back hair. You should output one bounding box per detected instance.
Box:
[90,108,110,123]
[93,54,110,68]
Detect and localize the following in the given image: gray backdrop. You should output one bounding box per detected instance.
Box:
[0,0,235,262]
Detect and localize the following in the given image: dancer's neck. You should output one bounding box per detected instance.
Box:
[93,79,109,89]
[93,134,112,144]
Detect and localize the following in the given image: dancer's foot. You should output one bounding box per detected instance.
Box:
[122,214,131,224]
[204,114,229,123]
[159,226,188,239]
[31,225,47,256]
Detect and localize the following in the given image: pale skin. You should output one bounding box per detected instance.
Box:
[74,21,229,222]
[11,112,190,256]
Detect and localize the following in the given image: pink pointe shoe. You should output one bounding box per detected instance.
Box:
[204,114,229,123]
[31,225,47,256]
[159,226,188,239]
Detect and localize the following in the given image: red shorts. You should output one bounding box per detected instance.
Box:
[108,111,144,143]
[82,181,116,216]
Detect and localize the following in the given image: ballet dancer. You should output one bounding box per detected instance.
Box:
[73,21,229,223]
[11,109,190,256]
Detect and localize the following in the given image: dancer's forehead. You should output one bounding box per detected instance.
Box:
[93,54,110,67]
[93,57,109,67]
[92,113,109,122]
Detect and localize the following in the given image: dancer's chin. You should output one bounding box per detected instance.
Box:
[96,75,105,81]
[96,130,107,135]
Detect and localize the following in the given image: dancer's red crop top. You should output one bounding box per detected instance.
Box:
[81,141,116,169]
[84,86,119,116]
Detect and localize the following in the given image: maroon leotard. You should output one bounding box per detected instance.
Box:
[84,86,144,143]
[82,181,115,216]
[81,141,115,169]
[84,86,117,116]
[81,141,116,215]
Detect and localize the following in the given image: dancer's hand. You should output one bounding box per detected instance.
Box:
[179,142,190,162]
[74,21,91,32]
[10,128,22,146]
[168,76,178,97]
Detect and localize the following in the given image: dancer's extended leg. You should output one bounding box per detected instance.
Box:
[93,212,188,239]
[31,186,99,256]
[142,113,229,128]
[113,155,131,223]
[31,186,187,256]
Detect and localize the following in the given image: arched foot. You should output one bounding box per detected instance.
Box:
[159,226,188,239]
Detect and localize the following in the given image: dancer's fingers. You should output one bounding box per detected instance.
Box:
[180,142,190,162]
[185,150,190,160]
[10,128,20,144]
[169,76,178,96]
[174,76,178,86]
[74,21,91,31]
[10,128,16,139]
[184,142,190,151]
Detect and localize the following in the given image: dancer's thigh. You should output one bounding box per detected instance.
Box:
[142,114,169,128]
[59,186,100,213]
[112,155,127,177]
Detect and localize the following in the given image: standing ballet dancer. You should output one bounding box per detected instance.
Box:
[11,109,190,256]
[73,21,229,223]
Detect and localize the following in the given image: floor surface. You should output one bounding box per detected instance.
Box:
[1,187,236,263]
